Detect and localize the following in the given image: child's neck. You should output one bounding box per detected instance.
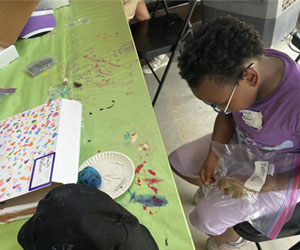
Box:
[256,55,285,100]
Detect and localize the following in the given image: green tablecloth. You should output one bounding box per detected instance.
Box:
[0,1,195,249]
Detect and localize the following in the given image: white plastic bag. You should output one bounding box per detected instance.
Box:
[203,142,300,239]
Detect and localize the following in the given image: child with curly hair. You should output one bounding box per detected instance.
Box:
[169,15,300,250]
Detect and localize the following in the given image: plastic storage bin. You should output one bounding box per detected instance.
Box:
[202,0,300,47]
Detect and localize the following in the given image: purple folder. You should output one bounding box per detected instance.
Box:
[19,9,56,39]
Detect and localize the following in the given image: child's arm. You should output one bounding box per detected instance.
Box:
[200,114,236,186]
[211,114,236,145]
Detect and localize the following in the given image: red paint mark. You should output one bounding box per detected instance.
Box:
[97,150,101,153]
[136,177,141,186]
[32,125,37,130]
[148,170,156,176]
[152,196,164,206]
[143,205,147,210]
[149,185,158,194]
[98,68,106,75]
[143,179,163,194]
[135,163,144,174]
[13,184,21,189]
[149,209,159,216]
[101,58,120,67]
[143,178,163,184]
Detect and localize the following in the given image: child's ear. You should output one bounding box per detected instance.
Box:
[241,68,259,88]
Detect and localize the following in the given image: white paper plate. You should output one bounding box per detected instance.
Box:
[79,151,135,199]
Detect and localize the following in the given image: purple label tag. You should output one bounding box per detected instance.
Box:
[0,88,16,93]
[29,152,55,191]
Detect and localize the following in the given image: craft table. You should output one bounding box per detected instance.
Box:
[0,1,195,249]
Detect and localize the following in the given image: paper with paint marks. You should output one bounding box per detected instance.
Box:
[0,98,82,202]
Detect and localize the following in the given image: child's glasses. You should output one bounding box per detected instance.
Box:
[204,63,254,115]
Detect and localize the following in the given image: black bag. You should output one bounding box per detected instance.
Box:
[18,184,159,250]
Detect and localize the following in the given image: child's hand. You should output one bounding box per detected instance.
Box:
[217,176,257,199]
[200,151,218,186]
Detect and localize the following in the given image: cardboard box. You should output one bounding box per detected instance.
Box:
[0,0,39,69]
[0,0,39,48]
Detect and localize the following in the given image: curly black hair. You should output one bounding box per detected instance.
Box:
[178,15,264,89]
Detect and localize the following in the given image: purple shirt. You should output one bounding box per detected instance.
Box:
[232,49,300,153]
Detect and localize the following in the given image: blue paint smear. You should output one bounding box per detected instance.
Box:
[128,189,168,207]
[124,131,130,141]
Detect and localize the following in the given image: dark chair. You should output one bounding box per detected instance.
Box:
[234,202,300,250]
[145,0,188,13]
[234,45,300,249]
[130,0,197,106]
[292,31,300,63]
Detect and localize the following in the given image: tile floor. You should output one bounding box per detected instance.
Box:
[143,22,300,250]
